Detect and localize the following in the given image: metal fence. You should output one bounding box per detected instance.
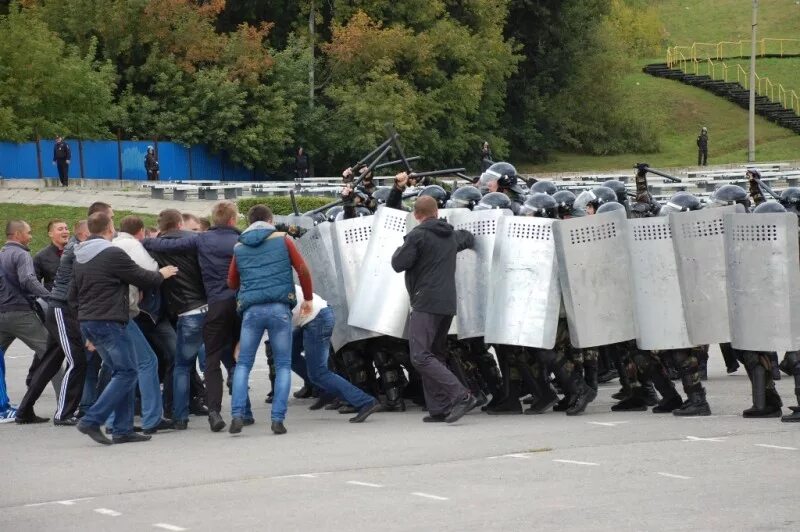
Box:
[0,139,269,181]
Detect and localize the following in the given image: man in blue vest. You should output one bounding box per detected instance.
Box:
[227,205,313,435]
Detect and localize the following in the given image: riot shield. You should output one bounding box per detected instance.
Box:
[348,207,411,338]
[328,218,379,349]
[485,216,561,348]
[452,209,512,339]
[407,208,470,336]
[724,212,800,351]
[282,214,316,230]
[670,206,736,345]
[553,209,636,348]
[627,217,692,350]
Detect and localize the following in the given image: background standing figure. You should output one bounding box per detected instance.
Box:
[295,146,310,179]
[53,136,71,187]
[480,141,493,171]
[696,127,708,166]
[145,146,159,181]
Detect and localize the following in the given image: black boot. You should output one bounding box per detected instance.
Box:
[584,361,599,392]
[611,386,648,411]
[781,385,800,422]
[566,381,597,416]
[524,386,558,414]
[743,366,781,418]
[673,388,711,416]
[769,353,781,381]
[649,370,681,413]
[642,380,659,407]
[487,380,522,415]
[293,384,313,399]
[652,394,683,413]
[552,395,574,412]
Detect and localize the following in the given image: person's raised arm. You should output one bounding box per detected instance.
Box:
[391,232,420,273]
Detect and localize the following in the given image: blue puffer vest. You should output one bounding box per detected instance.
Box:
[233,222,296,313]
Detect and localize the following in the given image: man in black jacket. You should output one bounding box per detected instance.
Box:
[391,194,476,424]
[73,212,177,445]
[149,209,209,428]
[143,201,241,432]
[53,136,71,187]
[34,219,70,291]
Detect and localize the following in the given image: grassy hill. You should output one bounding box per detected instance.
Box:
[654,0,800,45]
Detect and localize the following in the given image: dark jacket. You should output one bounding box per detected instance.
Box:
[149,229,207,316]
[0,242,50,312]
[391,218,473,316]
[71,237,163,323]
[697,134,708,151]
[53,141,71,161]
[33,243,63,291]
[142,225,240,304]
[48,237,78,307]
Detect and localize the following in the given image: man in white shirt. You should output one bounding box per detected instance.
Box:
[290,286,381,423]
[112,216,174,434]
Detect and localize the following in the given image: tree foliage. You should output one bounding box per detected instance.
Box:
[0,0,667,172]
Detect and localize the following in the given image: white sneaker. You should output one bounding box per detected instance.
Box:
[0,407,18,424]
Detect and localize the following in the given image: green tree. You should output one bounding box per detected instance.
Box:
[0,4,116,140]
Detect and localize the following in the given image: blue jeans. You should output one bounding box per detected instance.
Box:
[80,350,100,411]
[79,321,137,436]
[0,346,8,411]
[173,313,205,422]
[232,302,292,421]
[105,321,163,430]
[299,307,375,410]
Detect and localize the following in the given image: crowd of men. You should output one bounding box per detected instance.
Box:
[1,160,799,446]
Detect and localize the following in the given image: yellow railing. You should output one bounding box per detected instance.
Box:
[664,38,800,115]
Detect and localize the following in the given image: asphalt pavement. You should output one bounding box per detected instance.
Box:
[1,343,798,531]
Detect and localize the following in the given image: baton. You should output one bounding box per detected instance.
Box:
[356,135,396,167]
[751,175,781,201]
[410,168,467,180]
[289,190,300,216]
[635,163,682,183]
[385,123,414,174]
[304,145,392,216]
[456,172,479,184]
[374,156,422,170]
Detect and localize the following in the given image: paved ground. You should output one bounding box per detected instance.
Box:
[1,342,798,532]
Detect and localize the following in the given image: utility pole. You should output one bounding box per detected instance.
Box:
[748,0,758,163]
[308,1,315,109]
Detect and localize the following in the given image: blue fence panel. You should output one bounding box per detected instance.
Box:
[41,139,83,180]
[120,141,152,181]
[81,141,118,179]
[156,142,189,181]
[222,156,253,182]
[0,142,38,179]
[190,145,222,180]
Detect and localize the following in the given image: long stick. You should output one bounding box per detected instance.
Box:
[374,156,422,170]
[356,135,396,167]
[385,123,414,173]
[289,190,300,215]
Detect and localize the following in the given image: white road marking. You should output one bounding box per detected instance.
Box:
[587,421,630,427]
[153,524,187,531]
[270,473,321,479]
[411,492,449,501]
[552,459,599,466]
[346,481,384,488]
[683,435,726,442]
[94,508,122,517]
[25,497,95,507]
[754,444,798,451]
[656,472,692,480]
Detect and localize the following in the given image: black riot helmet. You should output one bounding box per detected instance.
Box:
[601,180,628,204]
[354,206,372,217]
[325,205,344,223]
[531,180,557,195]
[753,201,787,214]
[446,185,482,210]
[574,185,617,214]
[711,184,750,211]
[479,162,519,192]
[474,191,511,211]
[596,201,624,214]
[418,185,449,208]
[520,193,558,218]
[372,186,392,205]
[779,187,800,211]
[659,191,702,216]
[552,190,576,219]
[309,212,327,225]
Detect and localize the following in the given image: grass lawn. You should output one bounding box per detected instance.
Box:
[653,0,800,45]
[520,69,800,174]
[1,203,157,254]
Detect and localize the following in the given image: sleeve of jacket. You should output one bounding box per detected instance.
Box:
[455,229,475,252]
[386,186,404,209]
[391,232,419,273]
[66,144,71,159]
[17,253,49,298]
[33,252,45,283]
[110,249,163,290]
[143,234,199,253]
